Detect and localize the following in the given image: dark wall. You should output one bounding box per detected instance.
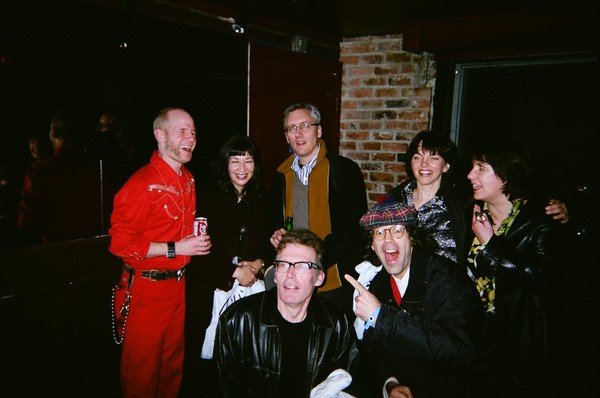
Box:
[0,236,123,397]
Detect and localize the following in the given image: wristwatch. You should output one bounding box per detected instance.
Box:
[167,242,176,258]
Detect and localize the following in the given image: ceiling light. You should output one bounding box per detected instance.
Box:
[231,23,245,34]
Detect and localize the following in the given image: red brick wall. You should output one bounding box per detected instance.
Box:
[339,34,436,205]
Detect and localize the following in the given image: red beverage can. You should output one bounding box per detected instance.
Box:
[193,217,208,236]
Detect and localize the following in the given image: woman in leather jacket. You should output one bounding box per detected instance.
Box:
[463,138,567,398]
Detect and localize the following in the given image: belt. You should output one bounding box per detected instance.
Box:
[123,264,186,282]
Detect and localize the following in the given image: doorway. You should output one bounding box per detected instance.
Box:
[450,55,598,396]
[248,42,343,192]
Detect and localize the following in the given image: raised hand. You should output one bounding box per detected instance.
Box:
[344,274,381,322]
[545,198,569,224]
[269,228,287,249]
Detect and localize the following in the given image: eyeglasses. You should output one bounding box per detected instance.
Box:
[372,225,406,241]
[273,260,321,273]
[284,122,319,134]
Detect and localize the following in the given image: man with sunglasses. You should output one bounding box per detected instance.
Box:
[344,201,481,398]
[215,229,359,398]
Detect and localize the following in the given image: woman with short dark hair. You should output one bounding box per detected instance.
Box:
[464,137,567,398]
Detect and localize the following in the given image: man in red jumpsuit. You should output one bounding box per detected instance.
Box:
[109,107,212,397]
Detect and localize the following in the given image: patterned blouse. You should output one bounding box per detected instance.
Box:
[398,181,457,263]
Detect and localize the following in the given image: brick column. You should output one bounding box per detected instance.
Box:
[339,34,435,205]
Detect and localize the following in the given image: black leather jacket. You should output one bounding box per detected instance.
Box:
[463,198,566,397]
[215,289,359,397]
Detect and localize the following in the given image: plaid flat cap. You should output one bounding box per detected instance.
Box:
[359,201,418,230]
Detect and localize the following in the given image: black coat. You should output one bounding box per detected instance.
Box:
[360,249,481,398]
[463,199,566,398]
[194,189,271,291]
[184,189,272,371]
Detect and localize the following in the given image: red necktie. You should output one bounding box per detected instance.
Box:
[390,275,402,306]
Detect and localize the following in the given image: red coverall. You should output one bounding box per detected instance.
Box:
[109,151,196,398]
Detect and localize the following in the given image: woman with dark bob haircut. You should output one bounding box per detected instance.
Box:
[463,137,567,398]
[469,137,536,200]
[181,134,272,397]
[211,134,264,200]
[388,130,467,264]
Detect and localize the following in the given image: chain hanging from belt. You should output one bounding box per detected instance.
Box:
[111,267,134,345]
[111,264,187,344]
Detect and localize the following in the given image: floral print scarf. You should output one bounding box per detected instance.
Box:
[467,199,527,314]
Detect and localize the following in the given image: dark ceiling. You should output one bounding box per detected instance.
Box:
[1,0,596,92]
[64,0,595,58]
[3,0,593,59]
[1,0,595,124]
[183,0,596,37]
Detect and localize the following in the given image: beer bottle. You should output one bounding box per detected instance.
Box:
[285,216,294,231]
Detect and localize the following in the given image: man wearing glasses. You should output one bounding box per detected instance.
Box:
[215,229,359,398]
[344,201,481,398]
[269,102,367,316]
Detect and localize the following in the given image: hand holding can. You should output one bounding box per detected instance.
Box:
[194,217,208,236]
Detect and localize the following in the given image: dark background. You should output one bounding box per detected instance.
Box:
[1,0,248,187]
